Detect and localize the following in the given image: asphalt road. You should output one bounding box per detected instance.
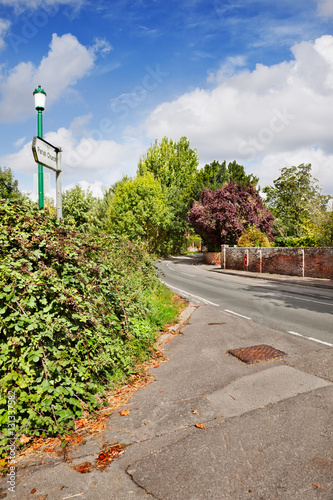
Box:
[156,254,333,348]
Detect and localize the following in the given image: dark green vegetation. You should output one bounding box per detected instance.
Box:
[0,199,183,457]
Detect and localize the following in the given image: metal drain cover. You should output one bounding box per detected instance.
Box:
[228,345,287,364]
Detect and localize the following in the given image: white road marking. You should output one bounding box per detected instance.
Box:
[288,331,333,347]
[224,309,251,320]
[288,331,303,337]
[308,337,333,347]
[181,272,195,277]
[164,284,220,306]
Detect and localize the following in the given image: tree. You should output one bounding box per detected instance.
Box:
[191,160,258,201]
[0,167,22,200]
[137,136,199,192]
[105,174,174,255]
[263,164,331,240]
[137,136,199,253]
[188,181,275,250]
[62,185,99,233]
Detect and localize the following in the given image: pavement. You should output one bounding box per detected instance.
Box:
[2,290,333,499]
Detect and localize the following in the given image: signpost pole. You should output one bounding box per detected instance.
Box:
[33,86,47,210]
[37,109,44,210]
[56,150,62,221]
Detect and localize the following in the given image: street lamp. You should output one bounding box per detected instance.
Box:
[33,85,46,209]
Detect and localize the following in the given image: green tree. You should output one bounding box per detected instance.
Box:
[137,136,199,192]
[105,174,174,255]
[62,185,99,233]
[0,167,22,200]
[263,164,331,242]
[137,137,200,253]
[191,160,258,201]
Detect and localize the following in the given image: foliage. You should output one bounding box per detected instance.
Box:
[62,185,100,233]
[316,204,333,246]
[273,235,319,247]
[137,137,199,254]
[263,164,331,240]
[0,199,182,457]
[137,136,199,192]
[105,174,174,255]
[190,160,258,202]
[188,181,275,250]
[0,167,23,201]
[237,225,271,247]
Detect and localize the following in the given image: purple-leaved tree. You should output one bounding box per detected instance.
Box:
[188,181,275,249]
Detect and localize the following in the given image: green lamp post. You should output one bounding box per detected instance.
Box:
[33,85,47,209]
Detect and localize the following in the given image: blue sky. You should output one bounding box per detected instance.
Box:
[1,0,333,200]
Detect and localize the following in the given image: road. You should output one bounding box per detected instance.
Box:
[156,254,333,347]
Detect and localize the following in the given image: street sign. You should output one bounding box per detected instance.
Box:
[32,136,60,171]
[32,136,63,221]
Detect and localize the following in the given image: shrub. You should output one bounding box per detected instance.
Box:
[237,226,271,247]
[0,199,181,456]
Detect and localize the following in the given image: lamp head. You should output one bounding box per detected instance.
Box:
[33,85,46,111]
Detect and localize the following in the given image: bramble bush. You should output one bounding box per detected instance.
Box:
[0,199,181,457]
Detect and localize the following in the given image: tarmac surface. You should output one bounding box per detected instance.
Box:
[1,268,333,500]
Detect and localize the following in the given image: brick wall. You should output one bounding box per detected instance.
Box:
[220,246,333,280]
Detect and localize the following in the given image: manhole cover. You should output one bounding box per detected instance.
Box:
[228,345,287,364]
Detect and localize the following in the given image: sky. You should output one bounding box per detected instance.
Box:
[0,0,333,201]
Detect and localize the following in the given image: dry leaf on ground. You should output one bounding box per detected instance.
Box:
[119,409,130,416]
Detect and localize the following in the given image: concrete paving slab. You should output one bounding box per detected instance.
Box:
[285,348,333,382]
[127,386,333,500]
[206,365,332,418]
[103,395,217,445]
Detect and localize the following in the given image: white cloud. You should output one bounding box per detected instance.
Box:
[63,180,106,198]
[14,136,26,147]
[91,37,113,55]
[0,18,10,51]
[0,0,84,12]
[317,0,333,18]
[251,147,333,194]
[0,120,146,188]
[0,33,95,122]
[142,35,333,194]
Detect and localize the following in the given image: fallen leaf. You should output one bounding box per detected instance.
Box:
[45,448,54,453]
[192,410,199,414]
[20,435,33,445]
[74,461,93,474]
[195,423,206,429]
[119,409,130,416]
[313,484,324,490]
[95,443,126,471]
[30,489,36,494]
